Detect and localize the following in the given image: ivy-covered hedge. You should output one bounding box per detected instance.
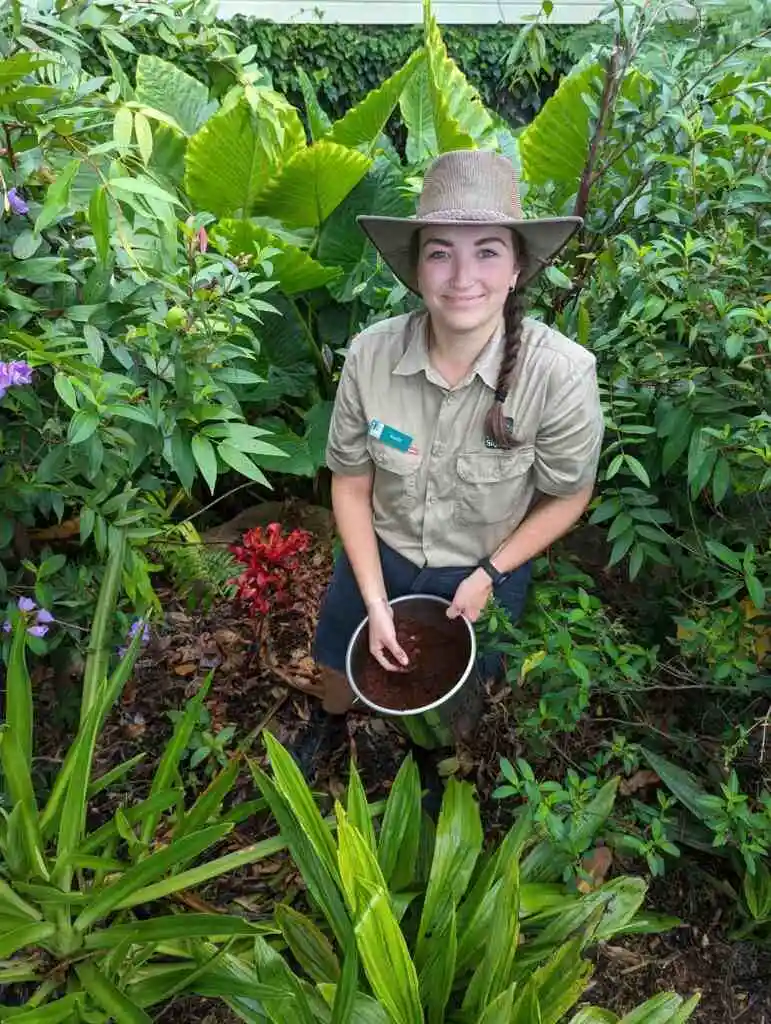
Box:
[104,19,580,128]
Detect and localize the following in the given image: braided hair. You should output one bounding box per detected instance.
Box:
[483,233,528,450]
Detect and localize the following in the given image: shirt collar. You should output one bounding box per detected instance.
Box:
[392,311,504,391]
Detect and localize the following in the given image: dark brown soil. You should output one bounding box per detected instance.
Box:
[357,610,471,710]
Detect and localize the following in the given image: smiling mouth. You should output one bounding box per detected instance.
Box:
[444,295,485,303]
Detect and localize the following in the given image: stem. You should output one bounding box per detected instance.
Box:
[81,528,127,724]
[290,297,333,398]
[573,42,623,222]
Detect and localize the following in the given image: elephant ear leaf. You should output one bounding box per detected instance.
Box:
[424,3,495,152]
[185,95,304,217]
[519,61,603,191]
[135,54,216,136]
[252,141,372,228]
[326,49,426,152]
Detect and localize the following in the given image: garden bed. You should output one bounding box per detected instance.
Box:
[30,525,771,1022]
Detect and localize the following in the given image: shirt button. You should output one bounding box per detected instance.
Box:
[432,443,442,455]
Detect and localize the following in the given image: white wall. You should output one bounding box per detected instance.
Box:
[217,1,608,23]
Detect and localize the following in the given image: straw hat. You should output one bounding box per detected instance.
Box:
[357,149,582,292]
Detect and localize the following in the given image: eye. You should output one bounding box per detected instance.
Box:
[478,248,501,259]
[426,249,450,261]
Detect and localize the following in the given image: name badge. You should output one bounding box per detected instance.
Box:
[368,419,414,453]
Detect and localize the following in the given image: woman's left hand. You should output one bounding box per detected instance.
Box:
[447,569,494,623]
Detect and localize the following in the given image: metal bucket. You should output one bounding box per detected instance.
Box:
[345,594,477,749]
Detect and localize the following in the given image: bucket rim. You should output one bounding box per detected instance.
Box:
[345,593,477,717]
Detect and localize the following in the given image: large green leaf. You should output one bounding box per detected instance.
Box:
[276,904,341,985]
[376,753,422,891]
[76,961,151,1024]
[336,808,423,1024]
[252,141,372,228]
[568,1010,618,1024]
[519,61,602,189]
[401,59,438,164]
[418,905,456,1024]
[185,97,303,217]
[85,913,267,948]
[135,54,216,136]
[510,937,592,1024]
[251,935,318,1024]
[618,992,701,1022]
[640,748,724,824]
[327,49,426,152]
[0,994,83,1023]
[463,852,521,1014]
[216,219,341,295]
[317,156,412,303]
[424,5,494,151]
[416,779,483,969]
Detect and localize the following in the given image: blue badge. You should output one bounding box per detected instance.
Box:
[368,419,415,454]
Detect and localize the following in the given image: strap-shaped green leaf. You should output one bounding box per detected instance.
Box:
[76,960,151,1024]
[276,904,341,985]
[376,752,422,891]
[337,808,423,1024]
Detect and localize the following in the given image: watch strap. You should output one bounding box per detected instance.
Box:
[478,556,505,587]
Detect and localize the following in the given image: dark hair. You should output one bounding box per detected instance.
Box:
[413,227,528,450]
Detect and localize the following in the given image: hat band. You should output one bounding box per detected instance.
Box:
[414,208,521,223]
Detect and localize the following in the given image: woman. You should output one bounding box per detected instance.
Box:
[315,150,604,715]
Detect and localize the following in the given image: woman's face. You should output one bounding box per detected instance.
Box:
[416,224,519,337]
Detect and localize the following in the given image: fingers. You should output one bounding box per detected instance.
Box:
[371,642,409,672]
[447,602,480,623]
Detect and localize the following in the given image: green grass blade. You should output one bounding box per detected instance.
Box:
[40,626,145,840]
[0,878,41,921]
[85,913,270,948]
[263,732,338,877]
[0,921,56,958]
[76,959,152,1024]
[416,778,483,969]
[111,835,287,910]
[478,983,518,1024]
[250,758,353,950]
[6,618,33,770]
[377,753,421,890]
[618,992,700,1023]
[336,807,423,1024]
[88,754,146,798]
[418,903,456,1024]
[252,934,318,1024]
[78,789,181,855]
[346,760,376,853]
[0,994,82,1023]
[0,731,47,879]
[140,673,213,846]
[330,940,359,1024]
[462,851,521,1013]
[174,756,240,839]
[276,903,340,985]
[81,528,126,724]
[74,824,230,932]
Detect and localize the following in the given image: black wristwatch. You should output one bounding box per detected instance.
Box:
[477,556,505,587]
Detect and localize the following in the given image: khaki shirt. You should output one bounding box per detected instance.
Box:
[326,311,603,568]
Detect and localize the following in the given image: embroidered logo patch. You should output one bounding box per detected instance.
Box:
[484,417,515,449]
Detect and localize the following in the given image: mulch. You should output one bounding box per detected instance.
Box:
[29,515,771,1023]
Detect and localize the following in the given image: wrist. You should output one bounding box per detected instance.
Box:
[477,555,505,587]
[365,595,389,610]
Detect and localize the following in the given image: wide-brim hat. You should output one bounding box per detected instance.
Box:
[357,149,582,292]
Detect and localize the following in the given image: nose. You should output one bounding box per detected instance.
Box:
[449,252,477,290]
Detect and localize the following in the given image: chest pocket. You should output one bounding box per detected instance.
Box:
[368,441,420,516]
[454,445,535,526]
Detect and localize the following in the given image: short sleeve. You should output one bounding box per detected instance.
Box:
[325,345,372,476]
[533,361,604,496]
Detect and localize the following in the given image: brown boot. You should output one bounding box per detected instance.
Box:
[320,666,357,715]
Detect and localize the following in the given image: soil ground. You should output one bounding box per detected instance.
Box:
[26,517,771,1023]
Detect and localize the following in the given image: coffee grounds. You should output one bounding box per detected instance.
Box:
[357,611,471,711]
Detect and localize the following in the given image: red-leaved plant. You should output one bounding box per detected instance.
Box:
[230,523,312,621]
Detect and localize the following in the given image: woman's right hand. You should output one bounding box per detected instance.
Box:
[367,599,409,672]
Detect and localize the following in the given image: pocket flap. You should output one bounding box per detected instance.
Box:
[368,441,420,476]
[457,445,535,484]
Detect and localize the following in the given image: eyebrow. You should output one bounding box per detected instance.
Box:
[421,235,510,249]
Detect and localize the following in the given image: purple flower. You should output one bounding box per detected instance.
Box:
[27,624,49,638]
[18,597,36,613]
[0,360,33,400]
[7,188,29,216]
[2,620,11,633]
[128,619,151,644]
[35,609,54,624]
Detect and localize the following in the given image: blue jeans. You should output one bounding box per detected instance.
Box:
[314,536,531,679]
